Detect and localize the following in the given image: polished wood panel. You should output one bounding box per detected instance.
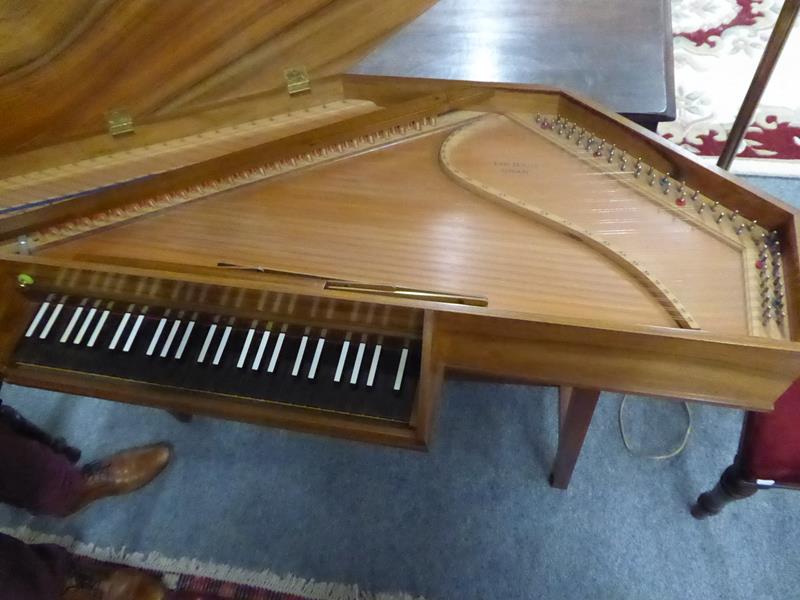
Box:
[435,311,799,411]
[0,0,435,154]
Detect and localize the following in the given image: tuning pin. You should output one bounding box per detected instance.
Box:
[619,153,628,170]
[594,140,606,157]
[676,189,687,207]
[747,220,758,231]
[728,209,740,222]
[697,202,706,215]
[691,191,700,203]
[710,201,720,212]
[585,136,595,150]
[607,145,616,163]
[660,174,672,194]
[648,168,657,186]
[735,223,746,235]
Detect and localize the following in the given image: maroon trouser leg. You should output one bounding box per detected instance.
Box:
[0,423,86,599]
[0,423,85,516]
[0,533,72,600]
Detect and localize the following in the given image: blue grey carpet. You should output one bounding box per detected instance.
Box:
[0,174,798,599]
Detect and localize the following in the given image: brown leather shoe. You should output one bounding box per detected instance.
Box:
[62,568,166,600]
[68,443,172,514]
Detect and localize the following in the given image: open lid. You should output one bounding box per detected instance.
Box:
[0,0,435,154]
[0,0,675,157]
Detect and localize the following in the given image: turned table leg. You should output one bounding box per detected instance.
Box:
[549,386,600,489]
[691,464,758,519]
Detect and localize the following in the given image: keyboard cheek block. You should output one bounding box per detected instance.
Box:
[9,294,438,450]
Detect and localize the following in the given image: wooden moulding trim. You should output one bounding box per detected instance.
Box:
[4,364,426,451]
[0,87,492,243]
[434,311,800,411]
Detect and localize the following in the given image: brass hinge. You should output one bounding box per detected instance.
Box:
[284,66,311,96]
[106,109,134,136]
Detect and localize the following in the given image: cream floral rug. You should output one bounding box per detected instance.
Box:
[661,0,800,176]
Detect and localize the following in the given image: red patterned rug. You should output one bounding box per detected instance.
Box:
[660,0,800,176]
[4,527,421,600]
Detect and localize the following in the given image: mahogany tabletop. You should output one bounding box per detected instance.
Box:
[351,0,675,128]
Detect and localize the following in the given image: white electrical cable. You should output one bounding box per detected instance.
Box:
[619,394,692,460]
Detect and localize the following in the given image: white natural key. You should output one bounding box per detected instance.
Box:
[197,323,217,363]
[122,313,146,352]
[39,296,66,340]
[251,330,271,370]
[350,341,366,385]
[334,339,350,383]
[108,309,133,350]
[146,317,168,356]
[292,335,309,377]
[394,348,409,392]
[87,309,111,348]
[237,323,257,369]
[267,330,286,373]
[212,324,233,366]
[59,303,86,343]
[307,338,325,380]
[72,305,99,345]
[366,344,382,387]
[25,298,52,338]
[174,320,196,359]
[160,319,182,358]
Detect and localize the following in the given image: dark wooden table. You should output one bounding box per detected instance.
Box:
[351,0,675,130]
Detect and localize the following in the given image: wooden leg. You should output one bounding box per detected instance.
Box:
[691,464,757,519]
[549,386,600,489]
[716,0,800,170]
